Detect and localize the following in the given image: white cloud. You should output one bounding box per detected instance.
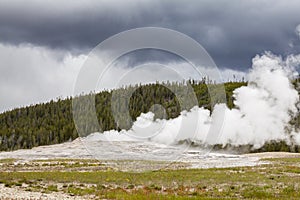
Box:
[0,43,86,112]
[0,42,248,113]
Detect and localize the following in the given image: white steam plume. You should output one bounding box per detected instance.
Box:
[87,52,300,149]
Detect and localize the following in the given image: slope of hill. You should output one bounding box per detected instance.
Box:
[0,81,246,151]
[2,80,300,153]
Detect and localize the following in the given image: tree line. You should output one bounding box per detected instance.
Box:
[0,80,299,152]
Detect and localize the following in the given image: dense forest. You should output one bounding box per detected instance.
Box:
[0,80,299,152]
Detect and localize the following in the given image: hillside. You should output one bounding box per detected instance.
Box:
[0,81,247,151]
[2,80,300,153]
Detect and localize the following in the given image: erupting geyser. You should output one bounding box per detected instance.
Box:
[88,52,300,151]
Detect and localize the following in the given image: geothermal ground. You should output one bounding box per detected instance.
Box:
[0,137,267,170]
[1,139,300,199]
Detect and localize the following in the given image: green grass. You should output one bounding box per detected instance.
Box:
[0,158,16,163]
[1,158,300,199]
[0,168,263,186]
[261,157,300,163]
[32,158,99,163]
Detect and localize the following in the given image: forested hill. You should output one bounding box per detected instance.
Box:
[0,81,247,151]
[1,79,300,153]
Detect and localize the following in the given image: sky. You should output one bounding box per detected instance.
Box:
[1,0,300,112]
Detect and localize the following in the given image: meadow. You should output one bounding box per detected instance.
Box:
[0,156,300,199]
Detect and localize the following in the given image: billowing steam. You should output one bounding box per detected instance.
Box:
[216,53,299,148]
[87,52,300,149]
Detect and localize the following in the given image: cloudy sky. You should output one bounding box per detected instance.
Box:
[1,0,300,112]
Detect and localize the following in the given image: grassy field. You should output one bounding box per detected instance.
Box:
[0,157,300,199]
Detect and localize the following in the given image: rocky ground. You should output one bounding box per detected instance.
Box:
[0,152,299,199]
[0,184,86,200]
[1,137,300,199]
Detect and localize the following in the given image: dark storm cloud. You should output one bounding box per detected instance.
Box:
[0,0,300,70]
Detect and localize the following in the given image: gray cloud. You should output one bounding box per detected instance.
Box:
[0,0,300,70]
[0,43,246,113]
[1,0,300,112]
